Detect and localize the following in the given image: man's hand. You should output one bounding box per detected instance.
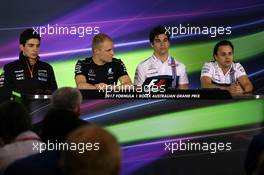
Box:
[228,83,243,96]
[95,83,109,90]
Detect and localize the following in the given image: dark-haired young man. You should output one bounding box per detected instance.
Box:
[134,26,189,89]
[3,29,57,97]
[200,40,253,95]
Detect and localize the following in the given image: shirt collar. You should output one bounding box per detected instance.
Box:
[215,61,234,75]
[152,55,170,63]
[14,131,40,142]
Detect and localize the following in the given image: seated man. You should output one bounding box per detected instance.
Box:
[134,26,189,89]
[3,29,58,96]
[200,40,253,96]
[75,33,132,90]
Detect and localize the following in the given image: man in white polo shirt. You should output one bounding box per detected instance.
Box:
[200,40,253,95]
[134,26,189,89]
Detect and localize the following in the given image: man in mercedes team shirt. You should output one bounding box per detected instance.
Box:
[75,33,132,90]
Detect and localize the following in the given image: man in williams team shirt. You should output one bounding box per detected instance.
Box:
[200,40,253,96]
[134,26,189,89]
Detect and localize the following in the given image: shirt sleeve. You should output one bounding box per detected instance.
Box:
[0,73,4,88]
[116,60,128,78]
[48,65,58,92]
[3,64,13,98]
[134,63,145,86]
[0,72,10,102]
[74,60,86,76]
[178,63,189,85]
[201,62,214,78]
[235,63,247,78]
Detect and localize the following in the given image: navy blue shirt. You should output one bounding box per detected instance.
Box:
[3,53,57,95]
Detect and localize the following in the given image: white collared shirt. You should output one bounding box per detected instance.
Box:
[200,61,247,85]
[134,55,189,86]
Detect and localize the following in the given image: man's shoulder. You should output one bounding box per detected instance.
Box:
[38,60,53,69]
[201,61,215,76]
[108,58,127,68]
[204,61,215,65]
[137,57,153,67]
[174,59,186,68]
[231,62,246,75]
[201,61,215,68]
[111,58,124,64]
[233,62,244,69]
[4,151,61,175]
[76,57,92,65]
[4,60,21,69]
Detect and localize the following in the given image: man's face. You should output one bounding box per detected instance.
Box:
[151,34,170,56]
[20,38,40,60]
[214,45,234,69]
[95,40,114,63]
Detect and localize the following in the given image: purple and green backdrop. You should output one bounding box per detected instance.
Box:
[1,1,264,174]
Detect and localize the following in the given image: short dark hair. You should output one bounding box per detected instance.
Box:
[19,28,41,46]
[149,26,170,44]
[0,101,31,143]
[213,40,234,56]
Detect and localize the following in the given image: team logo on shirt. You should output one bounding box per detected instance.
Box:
[107,68,114,75]
[75,62,82,74]
[14,69,24,73]
[213,72,221,82]
[38,70,48,77]
[147,64,156,71]
[14,69,25,80]
[88,69,96,77]
[0,74,4,87]
[38,70,48,81]
[38,77,47,82]
[146,64,158,76]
